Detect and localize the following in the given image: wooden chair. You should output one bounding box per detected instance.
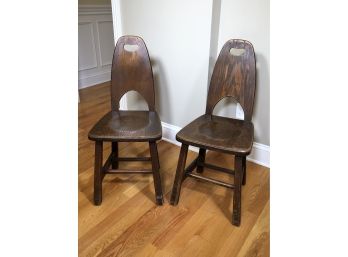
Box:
[88,36,163,206]
[170,39,256,226]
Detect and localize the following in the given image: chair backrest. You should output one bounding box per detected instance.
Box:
[111,36,155,111]
[206,39,256,121]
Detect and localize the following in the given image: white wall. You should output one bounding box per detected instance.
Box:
[217,0,270,145]
[109,0,270,166]
[113,0,269,148]
[78,5,115,88]
[208,0,239,119]
[119,0,213,127]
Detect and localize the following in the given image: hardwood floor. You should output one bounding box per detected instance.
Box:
[78,82,270,257]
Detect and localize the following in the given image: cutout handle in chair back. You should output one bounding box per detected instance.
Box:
[123,44,139,52]
[206,39,256,121]
[111,36,155,111]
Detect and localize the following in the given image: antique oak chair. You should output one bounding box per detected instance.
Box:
[88,36,163,206]
[170,39,256,226]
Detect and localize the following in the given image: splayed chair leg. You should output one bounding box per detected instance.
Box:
[94,141,103,205]
[232,155,243,226]
[149,141,163,205]
[170,144,189,205]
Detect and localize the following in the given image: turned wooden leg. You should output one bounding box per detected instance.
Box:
[94,141,103,205]
[232,155,243,226]
[242,156,246,186]
[196,148,206,173]
[149,141,163,205]
[170,144,189,205]
[111,142,119,169]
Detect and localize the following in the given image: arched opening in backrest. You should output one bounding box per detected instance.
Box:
[212,96,244,120]
[206,39,256,121]
[111,36,155,111]
[119,90,149,111]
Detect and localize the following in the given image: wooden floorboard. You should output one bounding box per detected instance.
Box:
[78,82,270,257]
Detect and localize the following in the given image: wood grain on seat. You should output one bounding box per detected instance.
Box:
[88,111,162,142]
[176,114,253,155]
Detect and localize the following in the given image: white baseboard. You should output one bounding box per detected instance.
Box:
[78,71,111,89]
[161,121,270,168]
[246,142,270,168]
[161,122,199,152]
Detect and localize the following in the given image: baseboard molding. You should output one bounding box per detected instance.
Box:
[161,121,270,168]
[246,142,270,168]
[161,122,199,152]
[78,71,111,89]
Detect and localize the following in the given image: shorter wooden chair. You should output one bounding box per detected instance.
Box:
[170,39,256,226]
[88,36,163,206]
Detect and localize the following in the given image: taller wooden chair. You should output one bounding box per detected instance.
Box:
[170,39,256,226]
[88,36,163,206]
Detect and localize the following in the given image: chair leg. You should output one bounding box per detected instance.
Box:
[94,141,103,205]
[242,156,246,186]
[232,155,243,226]
[170,144,189,205]
[156,142,161,170]
[196,148,206,173]
[149,141,163,205]
[111,142,118,169]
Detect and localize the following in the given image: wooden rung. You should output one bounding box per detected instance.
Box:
[105,169,153,174]
[198,161,234,175]
[117,157,152,162]
[184,157,198,174]
[187,173,235,189]
[103,153,113,171]
[101,153,114,180]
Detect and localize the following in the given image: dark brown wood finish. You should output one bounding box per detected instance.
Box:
[176,114,254,155]
[101,153,113,177]
[88,111,162,142]
[94,141,103,205]
[111,142,118,169]
[233,156,243,226]
[111,36,155,111]
[170,39,256,226]
[187,173,235,189]
[149,141,164,205]
[184,157,198,174]
[196,148,206,173]
[170,144,189,205]
[242,156,246,185]
[88,35,163,205]
[206,39,256,121]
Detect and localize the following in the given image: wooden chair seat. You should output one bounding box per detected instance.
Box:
[88,110,162,142]
[176,114,253,155]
